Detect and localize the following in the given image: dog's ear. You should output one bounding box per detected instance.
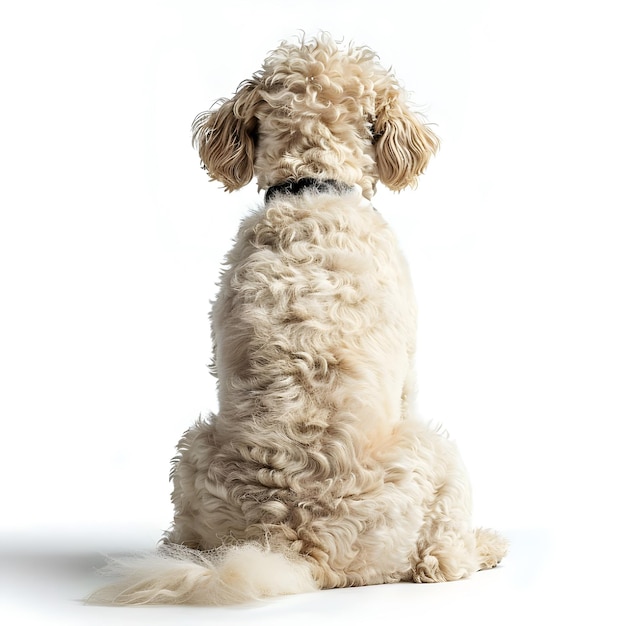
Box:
[192,80,260,191]
[373,93,439,191]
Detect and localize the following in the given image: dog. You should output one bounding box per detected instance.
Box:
[90,33,507,606]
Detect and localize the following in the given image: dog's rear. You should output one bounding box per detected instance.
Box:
[89,34,506,606]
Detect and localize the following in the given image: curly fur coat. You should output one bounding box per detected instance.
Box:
[89,33,507,606]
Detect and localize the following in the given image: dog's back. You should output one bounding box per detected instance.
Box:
[169,188,424,581]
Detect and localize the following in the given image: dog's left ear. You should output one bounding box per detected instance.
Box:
[373,93,439,191]
[192,80,260,192]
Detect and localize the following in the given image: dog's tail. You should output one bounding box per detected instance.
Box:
[87,543,318,605]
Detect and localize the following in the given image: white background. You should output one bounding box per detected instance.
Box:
[1,0,624,623]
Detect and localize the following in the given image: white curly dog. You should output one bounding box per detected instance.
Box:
[91,34,507,606]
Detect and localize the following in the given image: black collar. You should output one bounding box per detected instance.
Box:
[265,178,352,204]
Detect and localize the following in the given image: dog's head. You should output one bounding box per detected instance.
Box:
[192,34,438,198]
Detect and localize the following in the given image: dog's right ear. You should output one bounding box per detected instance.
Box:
[192,80,260,191]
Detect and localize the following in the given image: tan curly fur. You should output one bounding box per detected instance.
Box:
[192,34,438,197]
[88,34,506,606]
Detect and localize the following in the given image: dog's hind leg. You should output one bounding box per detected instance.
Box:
[410,437,507,582]
[474,526,509,570]
[411,523,507,582]
[411,505,479,581]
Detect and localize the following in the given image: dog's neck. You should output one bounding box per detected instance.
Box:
[265,178,353,204]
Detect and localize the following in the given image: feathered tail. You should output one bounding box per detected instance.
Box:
[87,543,317,605]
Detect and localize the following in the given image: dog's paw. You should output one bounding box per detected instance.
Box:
[475,527,509,570]
[412,555,449,583]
